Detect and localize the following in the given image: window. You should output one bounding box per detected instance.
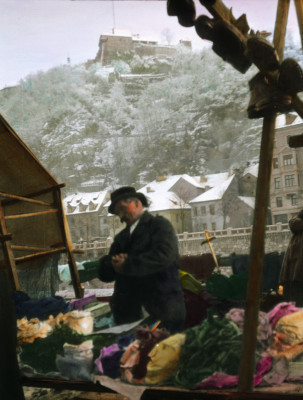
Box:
[200,206,206,215]
[276,197,283,207]
[202,223,207,230]
[193,207,197,216]
[274,177,281,189]
[283,154,294,166]
[209,204,215,215]
[274,214,288,224]
[285,174,295,187]
[211,222,216,231]
[273,158,278,168]
[288,193,298,206]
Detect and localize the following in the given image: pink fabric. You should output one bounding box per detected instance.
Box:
[195,357,273,389]
[267,302,300,329]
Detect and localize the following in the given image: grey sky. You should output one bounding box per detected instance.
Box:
[0,0,301,89]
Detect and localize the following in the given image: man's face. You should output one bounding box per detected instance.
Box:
[114,199,143,226]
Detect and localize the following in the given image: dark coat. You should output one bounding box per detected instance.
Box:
[98,211,185,332]
[280,210,303,284]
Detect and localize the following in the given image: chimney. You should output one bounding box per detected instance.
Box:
[200,175,207,182]
[285,113,297,125]
[156,176,167,182]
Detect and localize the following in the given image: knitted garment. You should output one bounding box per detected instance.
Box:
[170,314,243,388]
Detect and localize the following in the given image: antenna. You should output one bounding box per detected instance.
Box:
[112,0,116,34]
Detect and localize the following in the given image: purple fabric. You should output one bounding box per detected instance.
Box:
[70,294,96,310]
[95,344,124,378]
[267,302,300,329]
[195,356,273,389]
[225,308,272,350]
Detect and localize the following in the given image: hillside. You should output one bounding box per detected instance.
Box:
[0,46,276,193]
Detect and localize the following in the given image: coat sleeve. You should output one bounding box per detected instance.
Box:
[98,239,121,282]
[120,216,179,277]
[289,212,303,234]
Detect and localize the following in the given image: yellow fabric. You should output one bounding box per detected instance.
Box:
[276,310,303,346]
[179,270,203,295]
[145,333,186,385]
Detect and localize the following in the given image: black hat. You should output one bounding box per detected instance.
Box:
[108,186,148,214]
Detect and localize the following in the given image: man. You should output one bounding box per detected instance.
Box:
[98,186,185,333]
[279,209,303,306]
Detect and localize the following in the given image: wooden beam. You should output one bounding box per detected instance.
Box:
[273,0,290,60]
[53,188,84,298]
[1,183,65,206]
[238,115,276,391]
[0,203,20,290]
[238,0,287,392]
[14,247,66,264]
[294,0,303,49]
[0,191,52,207]
[5,209,58,220]
[288,132,303,147]
[11,245,60,252]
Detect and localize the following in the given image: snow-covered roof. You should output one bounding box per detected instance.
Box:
[143,190,191,212]
[64,191,108,214]
[275,114,303,129]
[193,172,230,189]
[189,175,235,203]
[238,196,255,209]
[139,172,230,195]
[139,175,193,194]
[243,163,259,178]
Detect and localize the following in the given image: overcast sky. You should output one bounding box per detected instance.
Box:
[0,0,301,89]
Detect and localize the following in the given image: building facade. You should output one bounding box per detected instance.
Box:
[64,191,110,243]
[270,114,303,224]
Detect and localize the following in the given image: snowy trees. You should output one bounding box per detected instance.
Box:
[0,47,265,192]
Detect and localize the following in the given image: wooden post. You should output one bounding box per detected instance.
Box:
[53,189,84,298]
[0,203,21,291]
[294,0,303,49]
[238,0,288,391]
[273,0,290,60]
[238,115,276,391]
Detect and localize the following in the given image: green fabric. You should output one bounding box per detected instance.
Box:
[78,260,100,282]
[169,313,243,388]
[206,272,248,301]
[20,324,115,373]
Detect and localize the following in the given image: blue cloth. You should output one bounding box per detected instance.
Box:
[13,291,69,320]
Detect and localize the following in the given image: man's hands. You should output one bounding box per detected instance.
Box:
[111,253,128,272]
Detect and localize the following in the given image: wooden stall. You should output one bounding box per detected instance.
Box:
[0,113,83,298]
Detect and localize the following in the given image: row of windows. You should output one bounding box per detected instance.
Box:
[193,204,215,216]
[274,174,297,189]
[273,154,295,168]
[201,222,217,231]
[275,193,298,207]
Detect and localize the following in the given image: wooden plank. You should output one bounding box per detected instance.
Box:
[11,245,61,252]
[0,191,52,206]
[1,183,65,206]
[0,203,20,290]
[14,247,66,264]
[5,209,58,219]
